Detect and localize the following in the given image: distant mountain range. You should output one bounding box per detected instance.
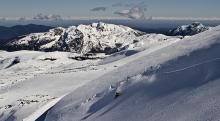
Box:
[0,22,209,55]
[0,24,53,44]
[168,22,210,36]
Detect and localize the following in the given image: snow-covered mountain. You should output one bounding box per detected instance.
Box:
[0,23,220,121]
[169,22,209,36]
[4,22,147,55]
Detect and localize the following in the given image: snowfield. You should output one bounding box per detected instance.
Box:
[0,23,220,121]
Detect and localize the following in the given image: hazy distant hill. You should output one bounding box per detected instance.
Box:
[0,24,53,44]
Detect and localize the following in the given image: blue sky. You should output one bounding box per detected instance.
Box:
[0,0,220,19]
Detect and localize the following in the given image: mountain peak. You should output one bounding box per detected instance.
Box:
[4,23,145,55]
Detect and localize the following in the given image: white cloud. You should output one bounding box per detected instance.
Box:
[0,17,6,21]
[33,13,62,21]
[114,7,146,20]
[114,2,147,20]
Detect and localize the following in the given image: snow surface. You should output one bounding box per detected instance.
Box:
[0,23,220,121]
[0,23,180,121]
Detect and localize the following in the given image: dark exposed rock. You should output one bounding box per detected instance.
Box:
[5,57,20,69]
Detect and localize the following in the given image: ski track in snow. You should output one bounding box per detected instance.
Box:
[163,57,220,74]
[23,95,66,121]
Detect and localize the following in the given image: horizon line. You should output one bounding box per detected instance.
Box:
[1,16,220,21]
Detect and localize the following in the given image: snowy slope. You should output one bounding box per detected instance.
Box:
[0,51,105,121]
[44,26,220,121]
[0,23,181,121]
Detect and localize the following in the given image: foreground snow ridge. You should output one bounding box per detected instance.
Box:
[0,23,220,121]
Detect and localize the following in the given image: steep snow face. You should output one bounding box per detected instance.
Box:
[6,22,145,54]
[169,22,209,36]
[45,26,220,121]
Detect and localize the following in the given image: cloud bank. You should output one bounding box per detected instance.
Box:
[19,17,26,21]
[90,7,107,12]
[33,13,62,21]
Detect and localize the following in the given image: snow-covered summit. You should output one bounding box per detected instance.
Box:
[5,22,145,54]
[169,22,209,36]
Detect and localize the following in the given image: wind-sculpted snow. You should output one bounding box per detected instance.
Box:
[44,26,220,121]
